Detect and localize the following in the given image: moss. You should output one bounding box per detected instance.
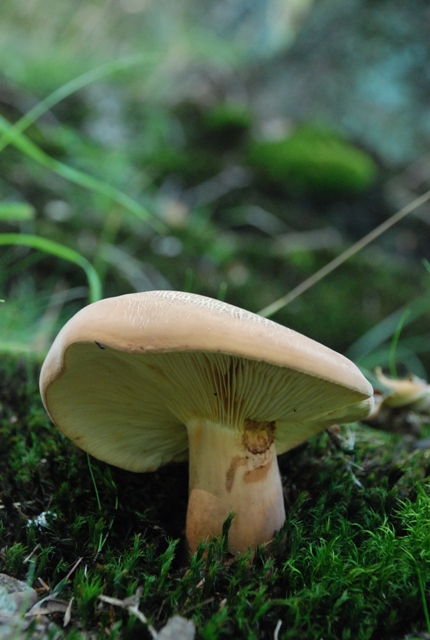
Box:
[145,145,219,183]
[1,356,430,637]
[246,124,378,195]
[201,102,252,149]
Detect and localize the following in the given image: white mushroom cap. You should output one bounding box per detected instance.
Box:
[40,290,373,470]
[40,291,374,554]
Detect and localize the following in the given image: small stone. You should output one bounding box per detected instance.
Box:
[0,574,38,616]
[158,615,196,640]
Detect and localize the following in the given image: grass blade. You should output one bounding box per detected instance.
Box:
[0,202,35,221]
[0,233,102,303]
[388,309,411,377]
[258,188,430,317]
[347,290,430,363]
[417,566,430,634]
[0,115,167,235]
[0,53,156,155]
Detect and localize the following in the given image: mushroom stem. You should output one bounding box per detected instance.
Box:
[185,419,286,555]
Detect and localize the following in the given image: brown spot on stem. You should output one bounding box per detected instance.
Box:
[244,459,272,484]
[226,455,246,492]
[243,419,276,454]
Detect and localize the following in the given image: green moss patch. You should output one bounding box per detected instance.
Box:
[1,357,430,638]
[247,125,378,195]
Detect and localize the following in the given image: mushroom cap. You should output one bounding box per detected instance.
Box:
[40,291,374,472]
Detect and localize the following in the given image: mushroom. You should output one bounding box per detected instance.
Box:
[373,367,430,413]
[39,291,374,555]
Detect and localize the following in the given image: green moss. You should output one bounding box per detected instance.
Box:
[247,124,378,195]
[201,102,252,149]
[145,146,219,183]
[203,103,252,132]
[1,357,430,638]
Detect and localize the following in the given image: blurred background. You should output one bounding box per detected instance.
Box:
[1,0,430,376]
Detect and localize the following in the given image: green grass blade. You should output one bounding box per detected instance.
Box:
[388,308,411,377]
[0,115,167,235]
[258,188,430,317]
[0,202,35,221]
[0,233,102,303]
[347,291,430,363]
[417,566,430,634]
[0,53,155,155]
[0,340,34,354]
[87,453,102,512]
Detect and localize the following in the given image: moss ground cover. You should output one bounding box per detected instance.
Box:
[1,356,430,638]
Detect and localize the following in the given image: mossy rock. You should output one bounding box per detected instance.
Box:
[201,102,252,148]
[247,124,378,195]
[145,145,219,183]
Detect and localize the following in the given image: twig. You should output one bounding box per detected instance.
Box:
[64,557,83,582]
[181,596,216,615]
[24,545,41,563]
[99,593,158,639]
